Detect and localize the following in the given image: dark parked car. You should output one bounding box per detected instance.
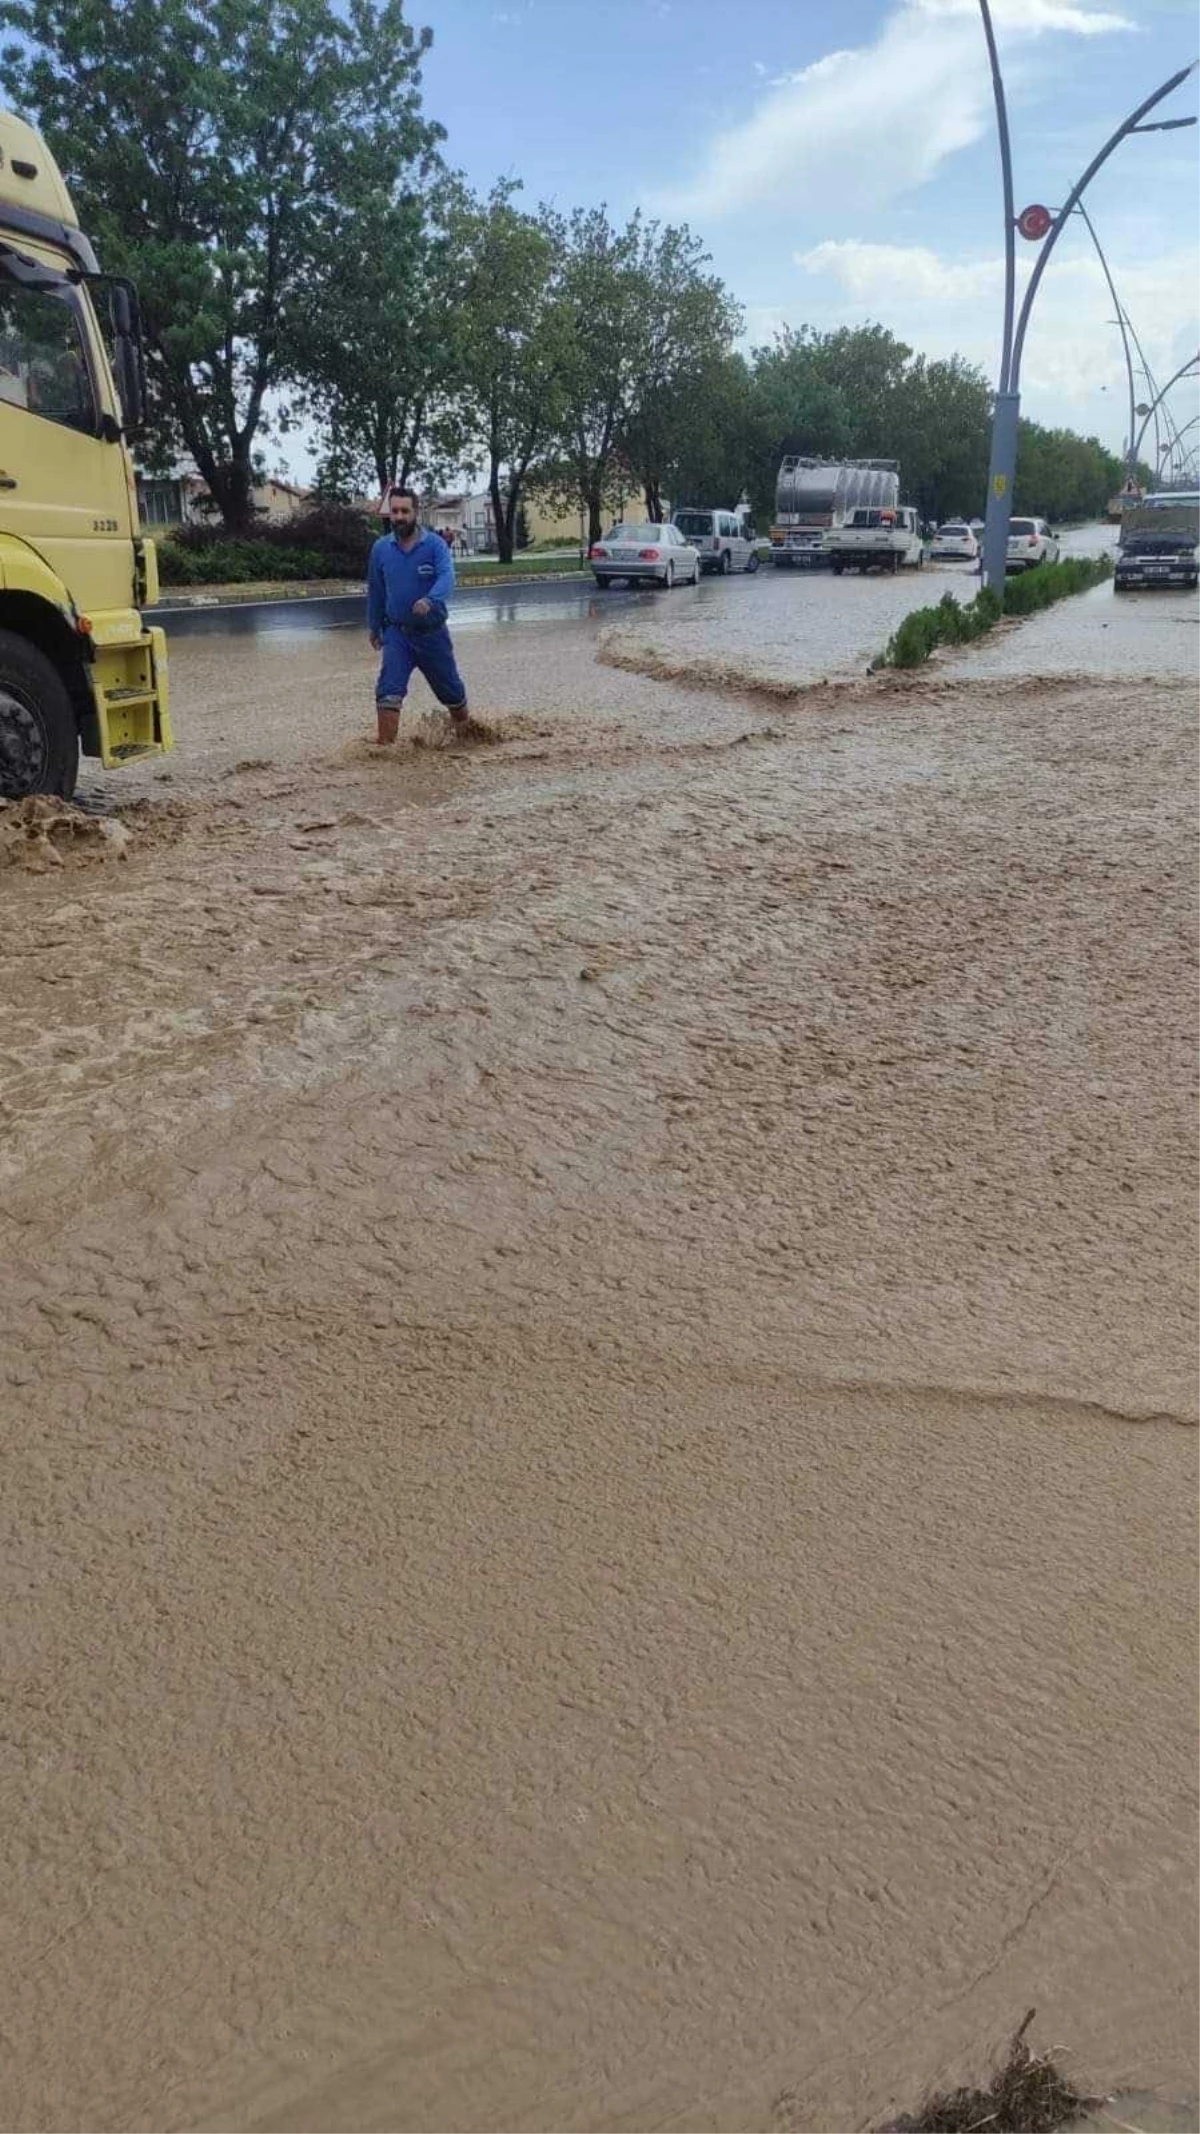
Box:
[1115,531,1199,590]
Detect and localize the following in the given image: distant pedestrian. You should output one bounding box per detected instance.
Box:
[367,486,470,744]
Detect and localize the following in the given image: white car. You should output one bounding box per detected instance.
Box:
[672,507,759,575]
[931,522,979,561]
[590,522,701,588]
[1006,516,1060,570]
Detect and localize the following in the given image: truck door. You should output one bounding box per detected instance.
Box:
[0,250,134,616]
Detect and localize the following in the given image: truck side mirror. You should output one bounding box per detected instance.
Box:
[108,280,145,434]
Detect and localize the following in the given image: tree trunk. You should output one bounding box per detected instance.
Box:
[587,488,604,548]
[501,492,519,562]
[205,453,256,535]
[643,480,664,523]
[490,466,515,564]
[169,371,256,535]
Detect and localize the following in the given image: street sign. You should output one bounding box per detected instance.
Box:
[992,472,1008,498]
[1016,203,1052,241]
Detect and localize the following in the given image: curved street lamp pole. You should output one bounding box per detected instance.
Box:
[1111,297,1194,481]
[1153,396,1187,484]
[1072,202,1137,476]
[1161,411,1199,483]
[1119,307,1168,474]
[1131,352,1200,467]
[978,0,1016,400]
[978,6,1197,590]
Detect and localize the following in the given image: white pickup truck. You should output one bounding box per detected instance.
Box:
[825,507,925,574]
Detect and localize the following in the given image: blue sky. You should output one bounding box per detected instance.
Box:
[413,0,1199,465]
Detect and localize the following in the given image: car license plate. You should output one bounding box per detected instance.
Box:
[613,547,638,559]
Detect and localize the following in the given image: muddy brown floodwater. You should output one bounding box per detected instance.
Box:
[1,577,1197,2133]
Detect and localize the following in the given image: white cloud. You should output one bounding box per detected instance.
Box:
[796,240,1005,305]
[648,0,1135,222]
[912,0,1134,32]
[789,235,1199,443]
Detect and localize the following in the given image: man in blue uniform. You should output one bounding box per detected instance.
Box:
[367,486,470,743]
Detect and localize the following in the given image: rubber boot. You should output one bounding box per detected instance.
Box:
[376,703,401,745]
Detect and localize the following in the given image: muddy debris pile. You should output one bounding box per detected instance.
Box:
[880,2013,1098,2134]
[410,711,501,748]
[0,794,132,872]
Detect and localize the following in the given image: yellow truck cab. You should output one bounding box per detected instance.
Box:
[0,108,170,797]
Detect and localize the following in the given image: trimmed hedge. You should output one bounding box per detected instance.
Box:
[874,554,1112,669]
[157,503,378,586]
[157,540,336,585]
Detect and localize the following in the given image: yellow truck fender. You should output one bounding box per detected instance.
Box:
[0,533,80,631]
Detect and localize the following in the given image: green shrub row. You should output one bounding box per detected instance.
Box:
[157,540,337,585]
[874,554,1112,669]
[156,501,381,585]
[1000,552,1111,614]
[880,588,1002,668]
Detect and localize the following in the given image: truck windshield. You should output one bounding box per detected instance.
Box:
[0,258,96,434]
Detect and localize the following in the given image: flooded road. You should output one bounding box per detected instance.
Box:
[2,553,1196,2131]
[153,545,985,664]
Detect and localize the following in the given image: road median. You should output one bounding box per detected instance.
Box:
[872,556,1113,669]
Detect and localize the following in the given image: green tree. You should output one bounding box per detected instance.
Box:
[746,327,993,528]
[890,353,991,524]
[297,180,468,503]
[614,233,742,522]
[451,186,568,564]
[0,0,442,529]
[745,329,854,521]
[548,208,735,545]
[642,350,758,517]
[1014,421,1125,522]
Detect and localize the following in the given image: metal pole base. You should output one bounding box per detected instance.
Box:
[982,391,1021,592]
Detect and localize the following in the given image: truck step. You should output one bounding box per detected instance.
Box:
[92,642,169,769]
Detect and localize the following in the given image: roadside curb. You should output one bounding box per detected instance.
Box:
[151,568,589,621]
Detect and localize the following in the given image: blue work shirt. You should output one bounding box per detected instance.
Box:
[367,528,456,636]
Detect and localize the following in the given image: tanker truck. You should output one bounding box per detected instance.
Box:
[0,108,170,798]
[769,457,900,568]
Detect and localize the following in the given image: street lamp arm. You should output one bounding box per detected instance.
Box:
[1133,353,1200,465]
[1170,413,1199,446]
[1073,202,1137,473]
[1010,60,1198,389]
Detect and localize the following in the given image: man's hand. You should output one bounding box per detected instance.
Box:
[369,631,381,650]
[412,597,431,617]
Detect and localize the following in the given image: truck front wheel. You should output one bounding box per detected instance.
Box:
[0,630,79,800]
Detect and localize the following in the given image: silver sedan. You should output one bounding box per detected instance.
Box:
[590,522,701,588]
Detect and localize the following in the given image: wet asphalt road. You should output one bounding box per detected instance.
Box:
[151,551,982,642]
[149,522,1158,672]
[152,575,608,638]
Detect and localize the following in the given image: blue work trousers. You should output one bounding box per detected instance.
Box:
[376,623,467,710]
